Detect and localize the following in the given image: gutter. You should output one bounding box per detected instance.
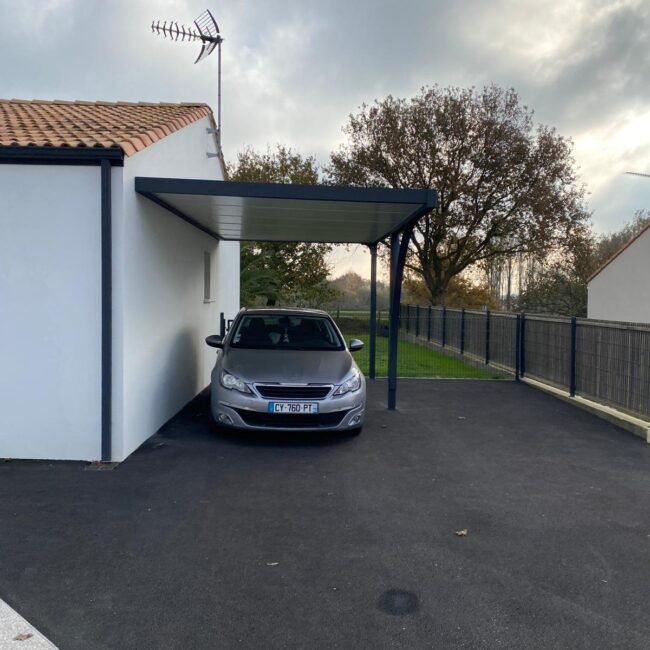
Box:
[0,145,124,166]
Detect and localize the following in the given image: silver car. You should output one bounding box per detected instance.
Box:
[205,308,366,435]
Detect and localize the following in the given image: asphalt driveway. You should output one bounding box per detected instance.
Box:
[0,380,649,649]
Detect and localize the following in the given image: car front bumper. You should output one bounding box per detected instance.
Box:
[210,378,366,432]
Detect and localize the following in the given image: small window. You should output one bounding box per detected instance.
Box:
[204,251,211,300]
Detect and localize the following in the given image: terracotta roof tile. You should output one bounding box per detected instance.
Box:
[0,99,215,157]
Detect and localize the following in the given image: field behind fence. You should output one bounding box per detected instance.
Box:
[332,305,650,421]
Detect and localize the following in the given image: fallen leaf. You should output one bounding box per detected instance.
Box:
[266,562,279,567]
[455,529,468,537]
[14,633,33,641]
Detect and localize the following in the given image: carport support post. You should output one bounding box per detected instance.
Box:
[387,223,417,410]
[388,232,400,408]
[368,243,377,380]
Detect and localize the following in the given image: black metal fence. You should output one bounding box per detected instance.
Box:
[396,305,650,421]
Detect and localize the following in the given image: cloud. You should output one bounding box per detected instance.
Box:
[1,0,649,275]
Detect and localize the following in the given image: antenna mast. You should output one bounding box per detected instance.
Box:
[151,9,224,147]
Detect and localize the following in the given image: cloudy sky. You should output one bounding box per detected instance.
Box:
[1,0,649,277]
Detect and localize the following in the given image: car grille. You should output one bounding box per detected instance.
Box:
[254,384,332,400]
[234,409,350,429]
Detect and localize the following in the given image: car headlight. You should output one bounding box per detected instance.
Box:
[220,371,252,394]
[334,370,361,396]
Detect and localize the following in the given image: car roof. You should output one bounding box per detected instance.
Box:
[240,307,330,318]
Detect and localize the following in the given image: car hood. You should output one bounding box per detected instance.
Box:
[223,348,354,384]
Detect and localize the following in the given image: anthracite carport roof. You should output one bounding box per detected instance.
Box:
[135,176,438,413]
[135,177,436,244]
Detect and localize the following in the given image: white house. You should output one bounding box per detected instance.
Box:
[587,222,650,323]
[0,99,240,462]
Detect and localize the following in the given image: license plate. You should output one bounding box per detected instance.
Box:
[268,402,319,414]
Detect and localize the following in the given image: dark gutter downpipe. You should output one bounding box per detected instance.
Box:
[101,159,112,462]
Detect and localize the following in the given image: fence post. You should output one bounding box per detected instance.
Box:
[520,313,526,377]
[427,306,432,341]
[442,307,447,347]
[415,305,420,338]
[460,308,466,354]
[220,312,226,338]
[515,313,521,380]
[406,305,410,333]
[569,316,577,397]
[485,310,491,365]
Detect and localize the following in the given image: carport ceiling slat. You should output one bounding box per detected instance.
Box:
[135,177,437,244]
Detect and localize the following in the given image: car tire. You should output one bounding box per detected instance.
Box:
[345,426,362,437]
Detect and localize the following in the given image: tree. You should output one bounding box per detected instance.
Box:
[403,272,501,310]
[325,271,390,310]
[592,210,650,270]
[517,211,650,316]
[229,145,337,306]
[328,85,590,305]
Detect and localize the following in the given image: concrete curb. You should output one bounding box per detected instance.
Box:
[521,377,650,443]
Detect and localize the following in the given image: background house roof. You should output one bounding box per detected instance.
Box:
[0,99,214,156]
[588,221,650,282]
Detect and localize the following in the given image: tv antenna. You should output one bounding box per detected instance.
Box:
[151,9,223,147]
[625,171,650,178]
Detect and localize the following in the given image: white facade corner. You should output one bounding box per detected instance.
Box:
[0,116,240,462]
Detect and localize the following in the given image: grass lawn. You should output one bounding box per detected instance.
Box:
[343,333,506,379]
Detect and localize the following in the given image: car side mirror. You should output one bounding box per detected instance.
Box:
[349,339,364,352]
[205,334,224,349]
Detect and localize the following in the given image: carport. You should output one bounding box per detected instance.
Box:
[135,177,438,409]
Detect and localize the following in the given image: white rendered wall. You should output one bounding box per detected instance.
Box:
[587,228,650,324]
[114,117,239,461]
[0,165,102,460]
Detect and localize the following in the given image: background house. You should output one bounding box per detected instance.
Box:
[0,100,240,462]
[587,222,650,323]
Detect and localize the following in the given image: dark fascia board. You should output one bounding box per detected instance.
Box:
[0,146,124,166]
[135,176,437,207]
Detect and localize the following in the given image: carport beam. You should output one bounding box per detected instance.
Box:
[368,243,377,379]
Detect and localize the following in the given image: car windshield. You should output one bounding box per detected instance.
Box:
[230,314,345,351]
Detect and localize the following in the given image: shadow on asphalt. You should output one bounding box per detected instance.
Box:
[208,424,357,449]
